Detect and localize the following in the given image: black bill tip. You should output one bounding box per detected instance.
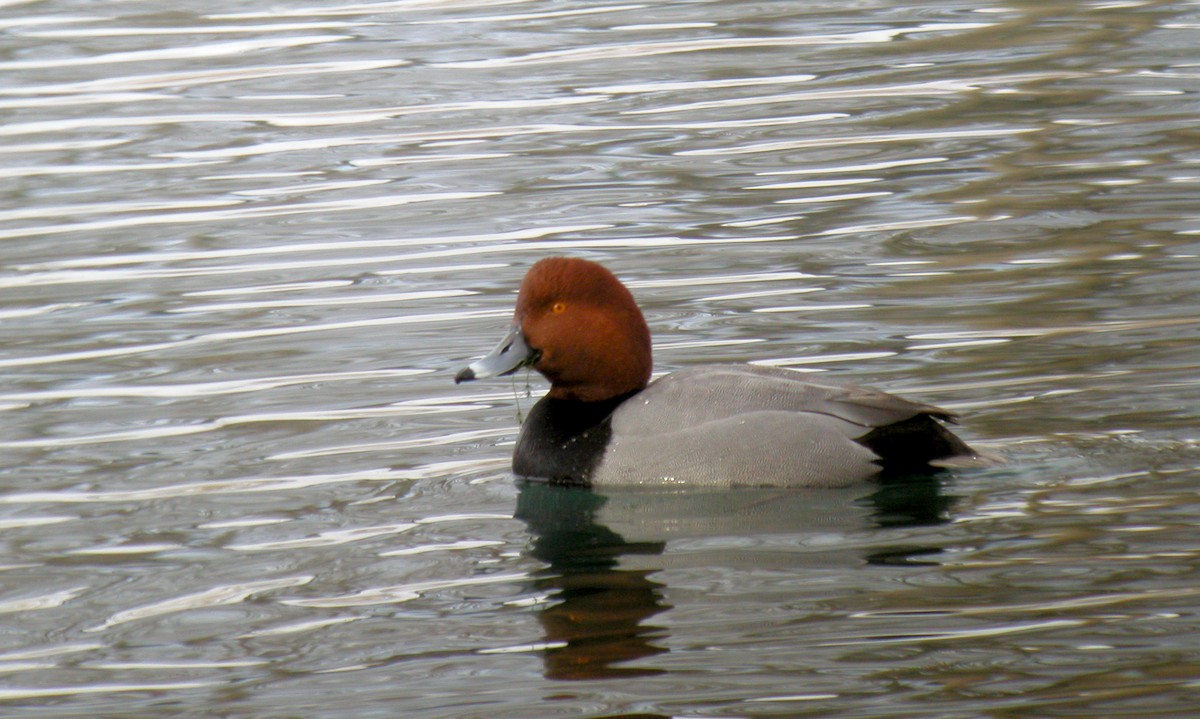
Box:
[454,367,476,384]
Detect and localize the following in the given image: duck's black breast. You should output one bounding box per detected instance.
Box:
[512,391,636,485]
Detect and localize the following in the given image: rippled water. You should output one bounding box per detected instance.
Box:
[2,0,1199,716]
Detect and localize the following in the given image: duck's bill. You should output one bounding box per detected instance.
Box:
[454,324,537,383]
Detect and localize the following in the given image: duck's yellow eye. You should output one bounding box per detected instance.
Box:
[551,301,567,314]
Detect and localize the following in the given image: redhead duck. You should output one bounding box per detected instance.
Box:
[455,257,989,487]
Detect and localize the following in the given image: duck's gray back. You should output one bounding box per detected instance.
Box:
[592,364,964,487]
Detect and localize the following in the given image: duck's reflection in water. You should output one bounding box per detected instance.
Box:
[515,476,955,680]
[517,483,669,680]
[862,475,958,566]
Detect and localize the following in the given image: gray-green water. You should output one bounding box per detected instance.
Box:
[2,0,1199,716]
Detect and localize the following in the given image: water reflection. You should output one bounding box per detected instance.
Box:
[861,476,958,566]
[516,483,669,680]
[515,475,957,679]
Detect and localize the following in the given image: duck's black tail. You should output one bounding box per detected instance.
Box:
[858,414,991,474]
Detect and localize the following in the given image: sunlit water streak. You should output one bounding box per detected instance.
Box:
[433,23,995,68]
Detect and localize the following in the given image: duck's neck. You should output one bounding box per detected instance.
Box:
[547,380,647,402]
[543,338,651,402]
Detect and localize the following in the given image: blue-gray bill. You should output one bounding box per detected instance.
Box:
[454,324,537,383]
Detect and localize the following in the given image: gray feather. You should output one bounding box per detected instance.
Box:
[592,364,969,487]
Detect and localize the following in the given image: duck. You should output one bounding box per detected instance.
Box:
[454,257,990,487]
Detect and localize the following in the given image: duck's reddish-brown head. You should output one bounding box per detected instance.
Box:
[454,257,652,402]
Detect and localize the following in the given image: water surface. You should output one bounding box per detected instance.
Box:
[2,0,1199,716]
